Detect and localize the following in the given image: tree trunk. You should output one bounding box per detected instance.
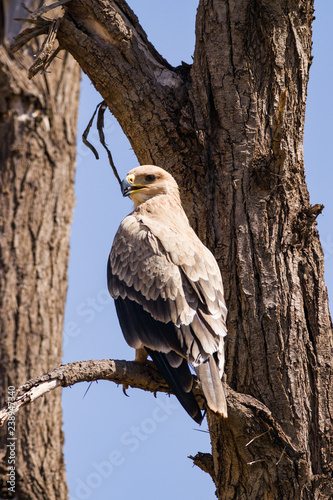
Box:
[4,0,332,498]
[0,2,80,498]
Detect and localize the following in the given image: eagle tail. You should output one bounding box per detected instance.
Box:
[195,355,227,418]
[145,347,203,425]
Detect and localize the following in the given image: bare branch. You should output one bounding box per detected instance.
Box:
[0,355,301,465]
[27,0,72,19]
[0,358,179,427]
[10,23,50,52]
[28,18,61,78]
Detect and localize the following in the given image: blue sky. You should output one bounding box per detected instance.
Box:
[62,2,333,499]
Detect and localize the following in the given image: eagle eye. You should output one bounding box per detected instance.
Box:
[145,174,156,182]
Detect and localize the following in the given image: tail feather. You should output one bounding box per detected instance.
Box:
[195,355,227,417]
[146,347,203,425]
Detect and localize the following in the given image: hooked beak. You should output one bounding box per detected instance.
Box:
[121,176,149,197]
[121,177,133,197]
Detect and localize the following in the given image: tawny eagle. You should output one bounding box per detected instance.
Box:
[107,165,227,423]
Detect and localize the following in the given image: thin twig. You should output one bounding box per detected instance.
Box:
[24,0,72,19]
[82,102,102,159]
[247,459,266,465]
[276,447,286,465]
[97,101,122,185]
[82,101,122,186]
[28,18,61,78]
[245,429,270,447]
[42,45,61,73]
[11,24,50,52]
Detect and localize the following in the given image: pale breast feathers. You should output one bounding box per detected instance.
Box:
[108,213,227,342]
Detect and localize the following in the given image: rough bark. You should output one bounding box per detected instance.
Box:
[6,0,333,498]
[0,1,80,498]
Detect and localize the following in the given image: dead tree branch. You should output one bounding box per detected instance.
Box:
[0,359,172,427]
[0,356,300,467]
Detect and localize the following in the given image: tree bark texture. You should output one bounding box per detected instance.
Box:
[10,0,333,498]
[0,1,80,498]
